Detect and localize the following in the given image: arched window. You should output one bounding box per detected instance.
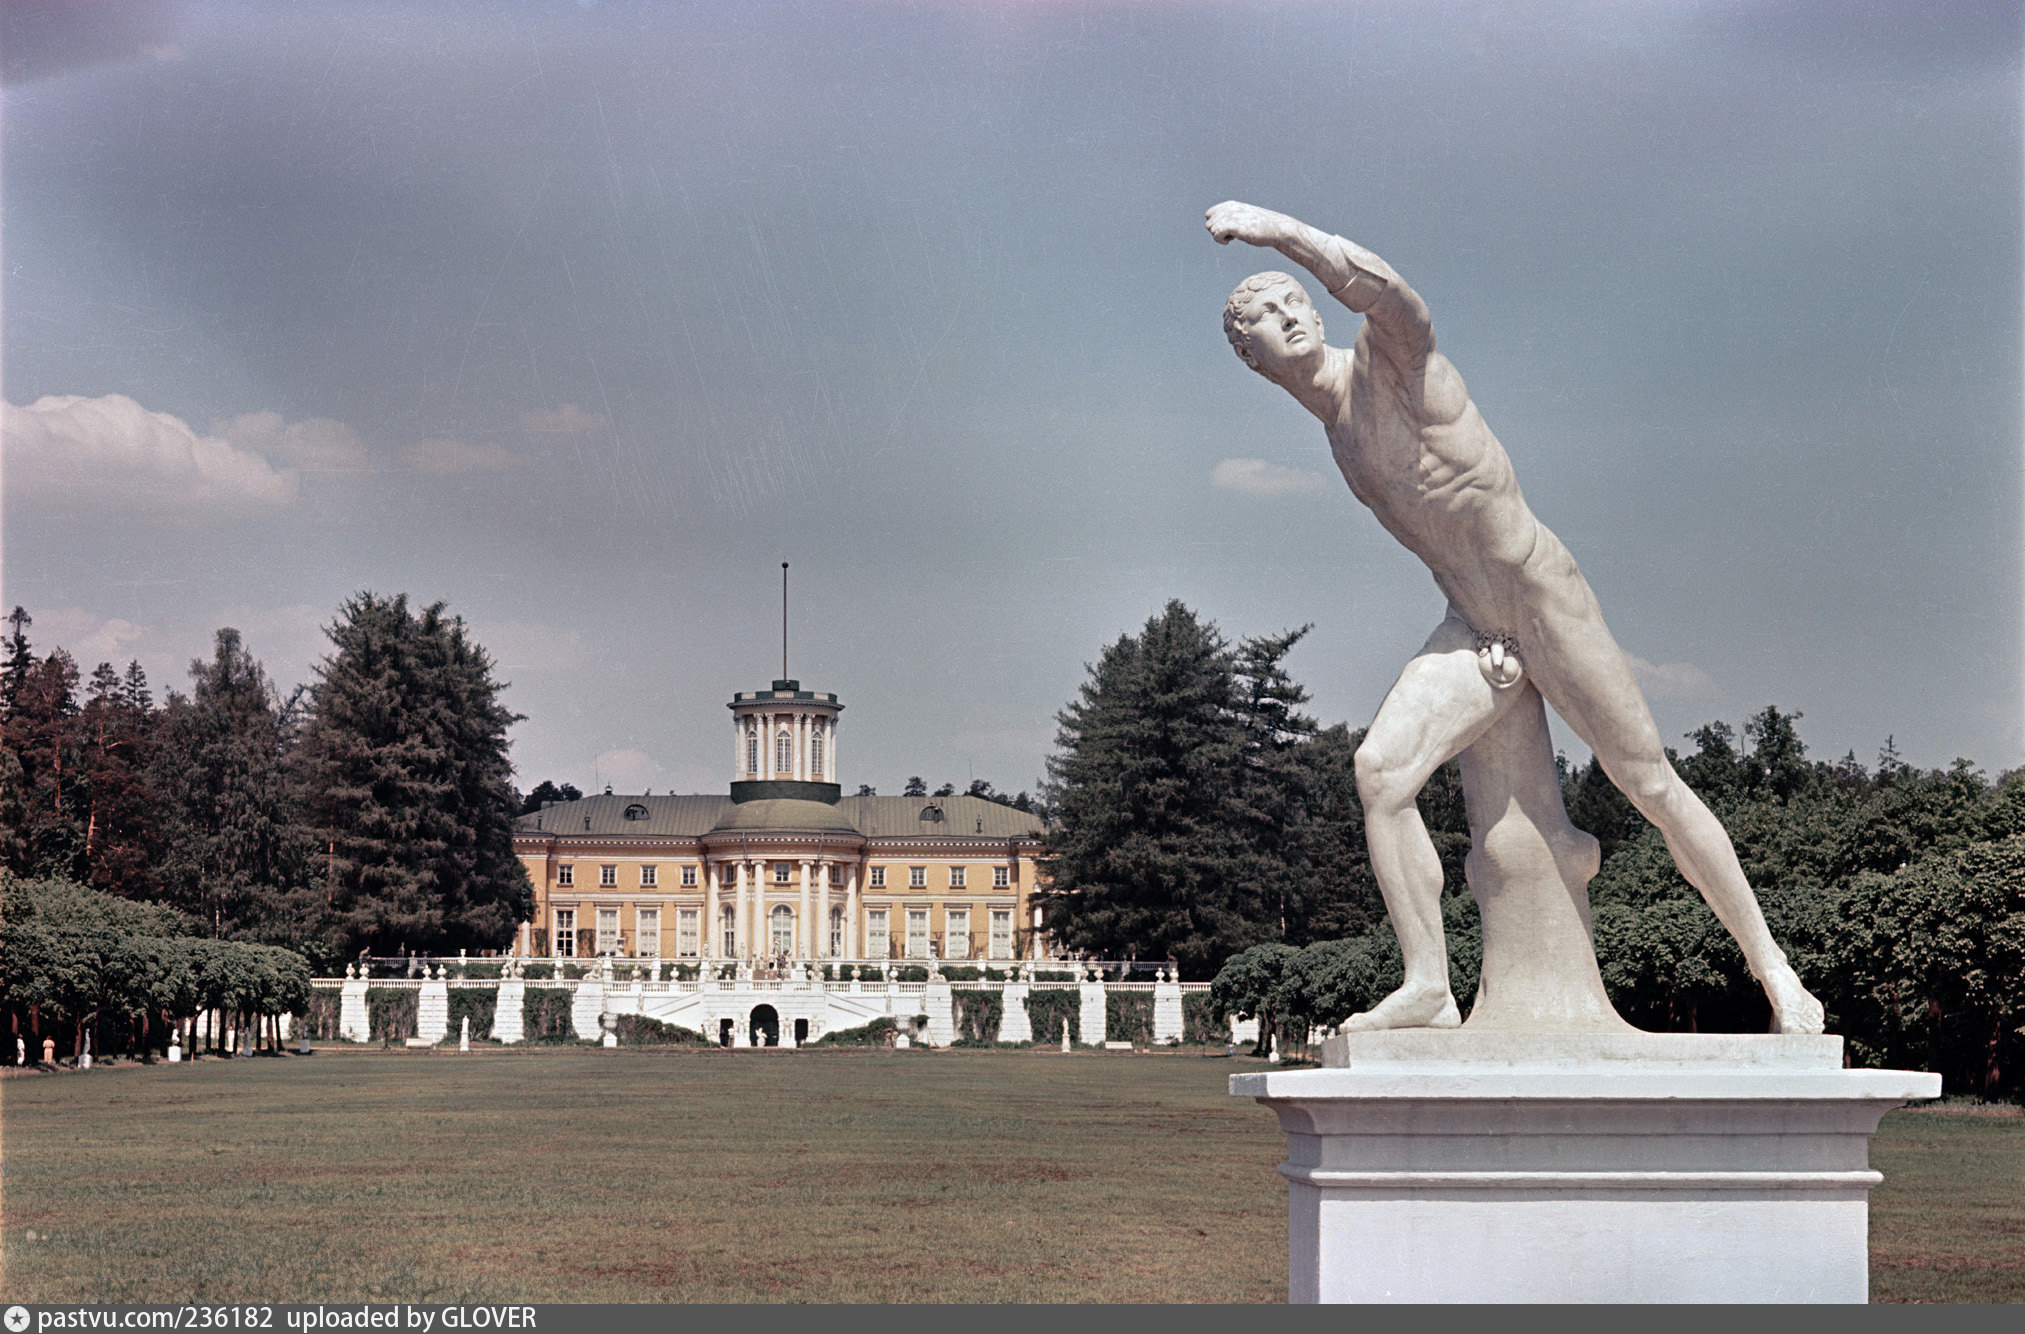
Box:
[770,904,795,957]
[776,728,793,775]
[746,726,759,776]
[811,730,825,779]
[828,905,844,957]
[721,904,736,956]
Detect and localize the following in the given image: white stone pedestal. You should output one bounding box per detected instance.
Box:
[923,977,955,1047]
[338,976,369,1043]
[491,979,525,1043]
[1078,980,1107,1047]
[417,977,448,1044]
[1153,976,1183,1045]
[999,981,1033,1043]
[572,979,604,1041]
[1234,1031,1940,1303]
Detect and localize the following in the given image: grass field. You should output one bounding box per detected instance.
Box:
[2,1047,2019,1304]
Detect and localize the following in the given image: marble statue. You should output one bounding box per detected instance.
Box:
[1208,200,1823,1035]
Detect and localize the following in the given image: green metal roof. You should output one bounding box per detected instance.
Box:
[515,792,1045,840]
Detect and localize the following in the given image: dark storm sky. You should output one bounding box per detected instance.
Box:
[3,0,2019,794]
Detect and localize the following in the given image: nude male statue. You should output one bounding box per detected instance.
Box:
[1208,200,1825,1035]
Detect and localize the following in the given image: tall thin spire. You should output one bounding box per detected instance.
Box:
[781,562,790,680]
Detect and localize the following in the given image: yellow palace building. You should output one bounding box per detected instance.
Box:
[511,677,1051,966]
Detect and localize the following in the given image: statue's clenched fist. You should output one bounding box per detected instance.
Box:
[1206,200,1287,247]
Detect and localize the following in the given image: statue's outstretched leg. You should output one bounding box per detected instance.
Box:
[1524,605,1827,1035]
[1351,611,1522,1031]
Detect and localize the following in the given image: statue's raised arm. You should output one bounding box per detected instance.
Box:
[1206,201,1431,372]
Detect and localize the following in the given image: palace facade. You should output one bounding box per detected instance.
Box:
[511,678,1051,964]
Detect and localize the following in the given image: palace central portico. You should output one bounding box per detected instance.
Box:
[512,678,1051,976]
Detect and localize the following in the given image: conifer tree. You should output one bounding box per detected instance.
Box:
[78,659,163,897]
[151,630,303,938]
[0,632,86,879]
[1041,600,1280,977]
[292,593,531,956]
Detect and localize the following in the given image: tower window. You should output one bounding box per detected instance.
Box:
[811,731,825,777]
[746,726,759,776]
[776,728,792,774]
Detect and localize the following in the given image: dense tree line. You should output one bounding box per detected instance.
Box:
[1044,602,2024,1096]
[0,594,531,992]
[1,876,311,1063]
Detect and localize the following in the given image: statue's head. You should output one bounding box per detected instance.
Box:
[1225,271,1326,381]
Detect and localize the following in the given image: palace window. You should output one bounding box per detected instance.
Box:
[556,865,574,887]
[636,908,660,958]
[554,908,576,957]
[906,908,929,959]
[770,904,795,957]
[990,910,1013,959]
[776,729,792,774]
[829,863,845,886]
[596,907,620,955]
[721,905,736,956]
[677,908,699,958]
[909,866,926,888]
[599,864,617,888]
[640,864,657,887]
[829,905,844,957]
[773,861,792,884]
[867,909,889,960]
[869,866,886,888]
[747,727,759,776]
[811,731,825,777]
[946,908,970,960]
[681,865,698,887]
[948,866,966,888]
[993,865,1010,888]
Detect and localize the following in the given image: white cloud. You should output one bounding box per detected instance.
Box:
[30,608,149,669]
[218,411,374,472]
[4,394,296,509]
[521,403,609,434]
[405,437,517,475]
[1627,654,1718,701]
[1212,456,1329,497]
[476,621,592,673]
[593,748,663,793]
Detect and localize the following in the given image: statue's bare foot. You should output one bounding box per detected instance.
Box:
[1763,963,1826,1035]
[1345,985,1462,1031]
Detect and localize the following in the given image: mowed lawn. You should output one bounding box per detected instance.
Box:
[2,1048,1289,1303]
[3,1048,2020,1304]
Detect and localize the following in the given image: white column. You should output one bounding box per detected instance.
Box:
[817,860,832,958]
[733,715,743,779]
[797,713,808,781]
[704,861,720,959]
[824,716,835,781]
[734,861,749,959]
[798,858,813,958]
[846,865,860,960]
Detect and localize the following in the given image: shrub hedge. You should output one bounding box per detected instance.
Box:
[365,988,417,1043]
[1023,987,1079,1043]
